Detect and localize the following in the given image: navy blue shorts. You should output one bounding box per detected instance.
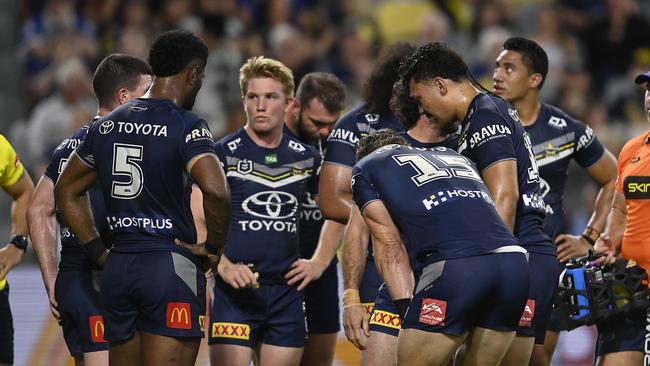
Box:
[515,253,559,344]
[102,251,206,342]
[209,277,306,348]
[546,261,568,333]
[369,283,401,337]
[359,258,383,315]
[595,307,647,357]
[0,282,13,364]
[304,260,339,334]
[55,270,109,356]
[403,252,529,335]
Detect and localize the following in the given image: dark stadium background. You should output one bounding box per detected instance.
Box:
[1,0,650,364]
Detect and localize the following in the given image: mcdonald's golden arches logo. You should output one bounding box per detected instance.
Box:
[88,315,106,343]
[166,302,192,329]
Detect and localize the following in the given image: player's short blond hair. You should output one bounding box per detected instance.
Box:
[239,56,294,99]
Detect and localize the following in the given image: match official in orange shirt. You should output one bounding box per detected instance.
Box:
[595,70,650,366]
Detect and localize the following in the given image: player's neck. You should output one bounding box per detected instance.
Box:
[408,123,446,143]
[284,119,300,139]
[511,94,541,127]
[146,77,187,108]
[244,125,283,148]
[458,82,482,122]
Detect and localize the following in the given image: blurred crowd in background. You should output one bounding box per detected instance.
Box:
[3,0,650,250]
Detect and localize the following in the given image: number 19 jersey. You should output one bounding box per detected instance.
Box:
[75,98,216,256]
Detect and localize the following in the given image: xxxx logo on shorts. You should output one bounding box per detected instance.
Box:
[166,302,192,329]
[369,310,401,329]
[419,298,447,326]
[211,322,250,340]
[518,299,536,327]
[199,315,206,332]
[88,315,106,343]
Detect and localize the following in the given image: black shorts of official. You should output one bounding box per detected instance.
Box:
[595,307,647,357]
[304,260,340,334]
[101,251,206,342]
[359,257,383,315]
[0,282,13,364]
[55,270,109,356]
[515,252,559,344]
[208,277,306,348]
[402,252,529,336]
[368,283,401,337]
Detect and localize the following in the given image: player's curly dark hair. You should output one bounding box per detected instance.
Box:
[363,42,416,115]
[148,30,208,77]
[390,80,421,129]
[502,37,548,89]
[399,42,470,88]
[93,54,152,109]
[356,128,408,161]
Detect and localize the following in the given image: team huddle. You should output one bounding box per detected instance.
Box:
[0,27,648,366]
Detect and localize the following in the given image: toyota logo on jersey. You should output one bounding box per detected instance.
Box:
[242,191,299,219]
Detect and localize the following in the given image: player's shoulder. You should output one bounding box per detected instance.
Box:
[620,131,650,159]
[215,128,246,153]
[333,104,368,130]
[539,103,585,132]
[283,131,320,160]
[469,93,519,128]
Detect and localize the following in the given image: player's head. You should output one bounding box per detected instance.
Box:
[635,70,650,123]
[356,128,408,161]
[493,37,548,102]
[363,42,417,115]
[93,54,153,111]
[400,42,470,127]
[294,72,346,142]
[240,56,294,135]
[390,80,422,129]
[148,29,208,110]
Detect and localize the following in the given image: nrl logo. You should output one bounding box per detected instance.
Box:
[237,159,253,174]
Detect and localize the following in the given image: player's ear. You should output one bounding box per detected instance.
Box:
[434,77,447,96]
[529,73,543,89]
[117,87,129,105]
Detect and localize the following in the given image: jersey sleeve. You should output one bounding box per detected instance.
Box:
[614,137,640,193]
[351,164,380,212]
[181,119,217,168]
[323,114,360,168]
[44,142,71,183]
[0,135,24,188]
[464,112,517,172]
[75,123,97,168]
[572,123,605,168]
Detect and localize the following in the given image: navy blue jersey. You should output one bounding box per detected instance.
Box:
[457,93,553,255]
[323,104,405,168]
[44,119,111,271]
[525,104,605,239]
[283,125,324,258]
[215,128,321,282]
[352,145,519,264]
[75,98,216,258]
[401,131,461,150]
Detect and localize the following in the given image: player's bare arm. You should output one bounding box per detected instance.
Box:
[481,160,519,231]
[360,201,413,312]
[594,191,627,265]
[318,163,353,224]
[342,205,372,350]
[27,176,60,320]
[216,255,259,289]
[176,153,231,272]
[556,150,617,262]
[0,171,34,279]
[54,152,106,265]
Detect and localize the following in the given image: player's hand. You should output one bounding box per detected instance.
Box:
[285,259,327,291]
[555,234,592,263]
[44,280,61,322]
[217,260,258,290]
[0,243,25,280]
[594,234,616,265]
[174,239,221,273]
[343,305,370,350]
